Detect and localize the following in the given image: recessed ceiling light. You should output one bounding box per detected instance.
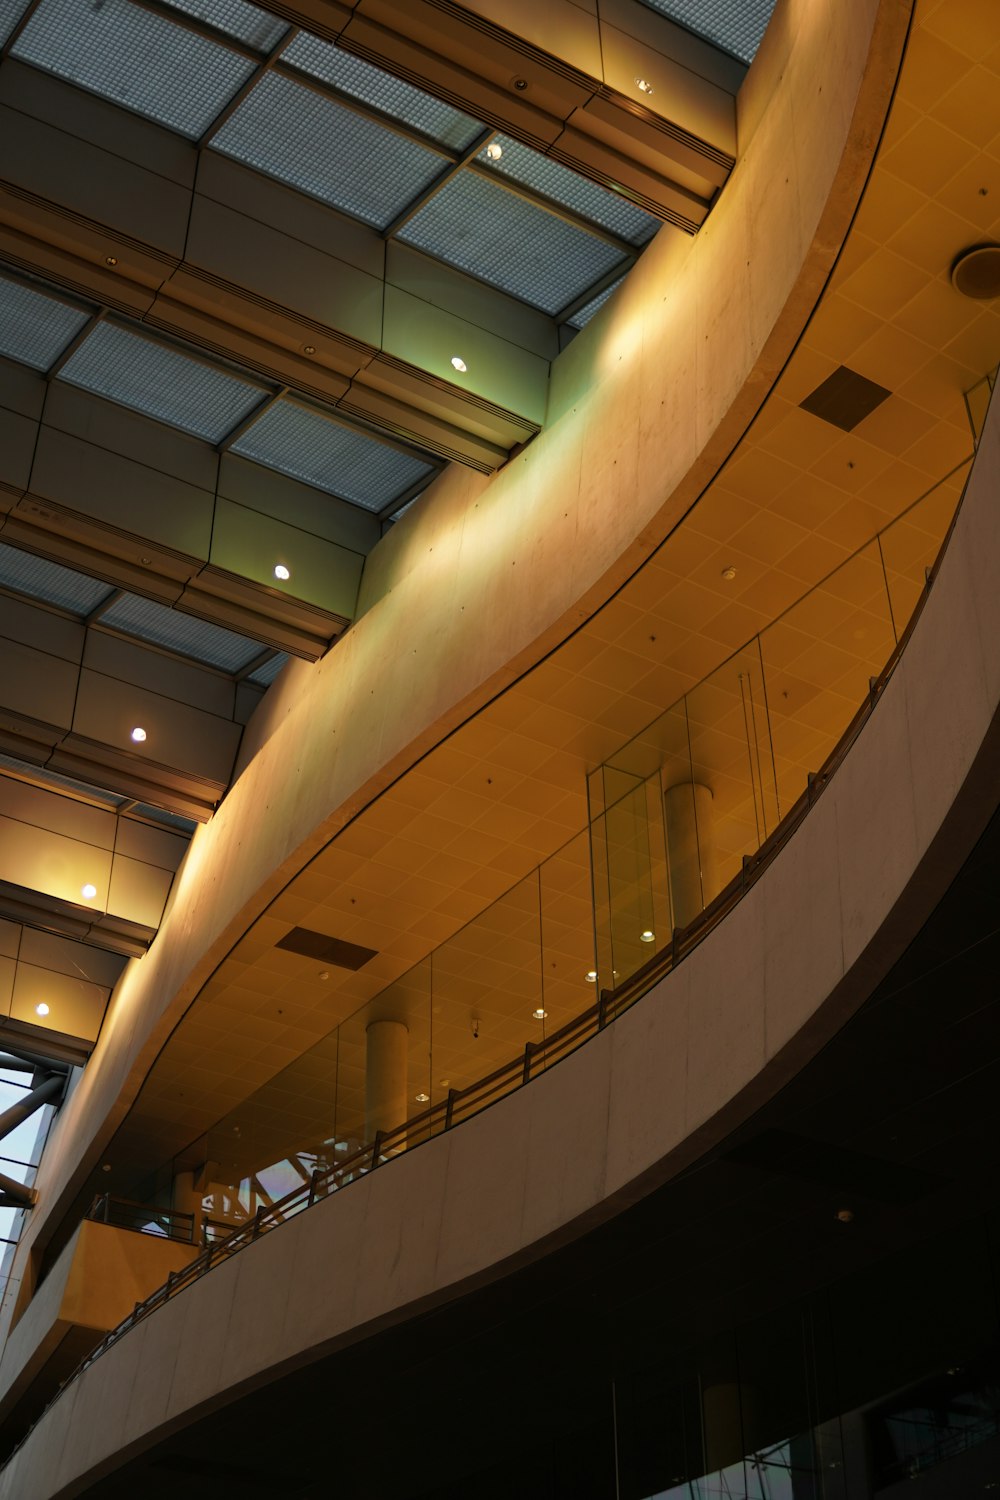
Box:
[585,970,598,983]
[130,726,147,743]
[81,883,97,900]
[105,255,118,266]
[485,142,503,161]
[451,356,467,373]
[634,76,654,94]
[318,970,330,981]
[640,929,655,943]
[439,1078,451,1088]
[532,1007,547,1019]
[273,563,290,581]
[835,1207,854,1224]
[951,243,1000,300]
[35,1003,50,1017]
[303,344,316,354]
[415,1092,429,1102]
[721,565,737,581]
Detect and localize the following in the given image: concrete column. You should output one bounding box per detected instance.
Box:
[664,782,718,929]
[365,1020,409,1140]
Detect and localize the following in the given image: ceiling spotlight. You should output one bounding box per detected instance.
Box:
[35,1003,50,1017]
[950,243,1000,300]
[81,883,97,900]
[835,1207,854,1224]
[105,255,118,266]
[303,344,316,354]
[130,726,147,743]
[585,970,598,983]
[485,142,503,161]
[451,356,467,373]
[439,1078,451,1088]
[721,565,737,581]
[101,1163,112,1172]
[532,1007,547,1020]
[273,563,290,581]
[318,970,330,981]
[640,929,655,943]
[634,76,655,94]
[415,1092,430,1103]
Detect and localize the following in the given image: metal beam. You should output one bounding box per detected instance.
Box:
[0,1073,63,1143]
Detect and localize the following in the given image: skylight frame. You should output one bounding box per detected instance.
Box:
[0,270,93,372]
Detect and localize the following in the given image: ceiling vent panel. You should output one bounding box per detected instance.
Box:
[800,365,891,432]
[276,926,378,970]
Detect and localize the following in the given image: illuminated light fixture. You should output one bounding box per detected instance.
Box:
[634,76,654,94]
[81,883,98,900]
[532,1007,547,1020]
[35,1003,50,1017]
[303,344,316,354]
[130,726,147,743]
[721,565,737,581]
[273,563,291,581]
[585,971,598,983]
[640,929,655,943]
[415,1092,430,1103]
[450,356,467,373]
[105,255,118,266]
[485,142,503,161]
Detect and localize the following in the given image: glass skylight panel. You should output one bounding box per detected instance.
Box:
[0,276,89,371]
[399,172,628,316]
[478,136,659,247]
[161,0,287,51]
[248,652,288,687]
[211,72,446,230]
[57,323,265,442]
[282,34,483,151]
[0,0,31,45]
[638,0,777,64]
[11,0,257,138]
[232,400,436,510]
[567,276,626,330]
[99,593,264,671]
[0,543,114,615]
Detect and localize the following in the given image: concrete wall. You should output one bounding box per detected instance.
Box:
[2,336,997,1500]
[2,0,907,1317]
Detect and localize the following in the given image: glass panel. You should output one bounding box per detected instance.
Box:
[538,831,599,1033]
[283,34,483,150]
[0,275,89,370]
[879,469,968,643]
[589,763,671,990]
[162,0,287,50]
[399,170,629,316]
[99,592,264,672]
[567,275,626,330]
[637,0,776,65]
[0,0,31,45]
[478,136,658,246]
[210,71,447,229]
[760,540,896,813]
[0,542,113,616]
[248,651,288,687]
[12,0,256,138]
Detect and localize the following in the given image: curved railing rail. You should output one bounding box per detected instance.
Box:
[9,371,993,1461]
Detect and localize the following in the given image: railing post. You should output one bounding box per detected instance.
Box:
[308,1167,319,1206]
[371,1130,384,1167]
[597,990,608,1030]
[444,1089,457,1129]
[164,1270,175,1300]
[522,1040,534,1084]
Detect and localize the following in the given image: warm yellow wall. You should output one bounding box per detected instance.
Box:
[1,0,910,1339]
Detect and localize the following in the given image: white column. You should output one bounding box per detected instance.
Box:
[664,782,718,929]
[365,1019,409,1140]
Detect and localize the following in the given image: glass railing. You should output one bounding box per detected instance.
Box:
[50,373,993,1395]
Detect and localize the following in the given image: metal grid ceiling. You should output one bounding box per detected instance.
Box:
[99,593,265,671]
[162,0,287,51]
[0,276,89,370]
[57,322,266,442]
[478,136,658,246]
[11,0,256,138]
[283,35,483,151]
[232,400,436,510]
[211,72,447,230]
[399,172,628,316]
[0,543,114,616]
[567,276,626,330]
[638,0,776,64]
[248,652,288,686]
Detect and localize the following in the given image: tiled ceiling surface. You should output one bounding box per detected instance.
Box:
[109,0,1000,1185]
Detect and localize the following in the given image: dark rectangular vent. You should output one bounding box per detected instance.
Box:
[723,1129,939,1204]
[800,365,891,430]
[276,927,377,971]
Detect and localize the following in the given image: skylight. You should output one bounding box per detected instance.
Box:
[476,136,658,247]
[637,0,777,65]
[566,276,627,330]
[0,0,30,47]
[11,0,256,137]
[282,35,483,151]
[210,72,448,230]
[232,399,436,510]
[161,0,287,52]
[98,593,265,672]
[399,172,629,316]
[0,543,114,616]
[248,652,289,687]
[0,276,89,371]
[57,323,266,442]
